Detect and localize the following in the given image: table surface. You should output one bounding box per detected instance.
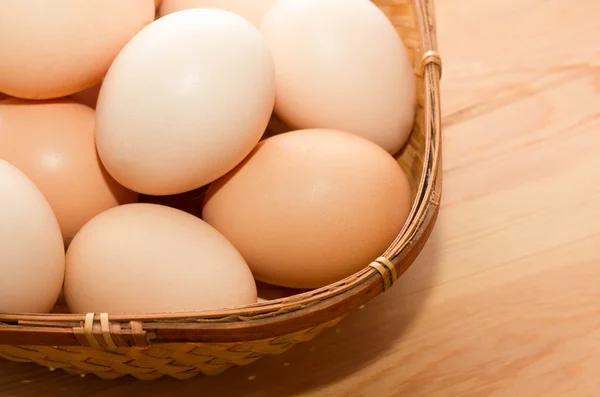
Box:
[3,0,600,396]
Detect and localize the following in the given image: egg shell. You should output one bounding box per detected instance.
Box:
[159,0,278,26]
[260,0,416,154]
[203,128,412,289]
[0,0,155,99]
[96,8,275,196]
[0,99,138,245]
[64,203,257,314]
[0,159,65,313]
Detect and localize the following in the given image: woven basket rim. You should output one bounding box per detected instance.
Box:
[0,0,442,346]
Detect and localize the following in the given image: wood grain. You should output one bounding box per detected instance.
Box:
[3,0,600,395]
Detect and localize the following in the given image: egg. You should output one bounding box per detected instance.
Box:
[96,9,275,196]
[261,0,416,154]
[64,203,257,314]
[0,159,65,313]
[158,0,278,27]
[0,99,138,246]
[203,129,412,289]
[0,0,155,99]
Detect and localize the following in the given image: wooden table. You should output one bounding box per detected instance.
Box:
[3,0,600,395]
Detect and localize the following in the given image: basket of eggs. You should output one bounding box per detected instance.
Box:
[0,0,442,380]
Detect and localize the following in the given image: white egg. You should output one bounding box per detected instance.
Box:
[261,0,416,154]
[96,9,275,196]
[0,160,65,313]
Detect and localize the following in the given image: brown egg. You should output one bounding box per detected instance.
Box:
[203,129,412,289]
[0,0,155,99]
[0,99,138,245]
[65,203,257,314]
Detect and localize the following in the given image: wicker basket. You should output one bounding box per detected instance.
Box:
[0,0,442,380]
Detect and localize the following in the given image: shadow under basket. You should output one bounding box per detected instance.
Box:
[0,0,443,380]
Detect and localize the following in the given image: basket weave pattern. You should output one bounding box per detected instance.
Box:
[0,319,342,379]
[0,0,442,380]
